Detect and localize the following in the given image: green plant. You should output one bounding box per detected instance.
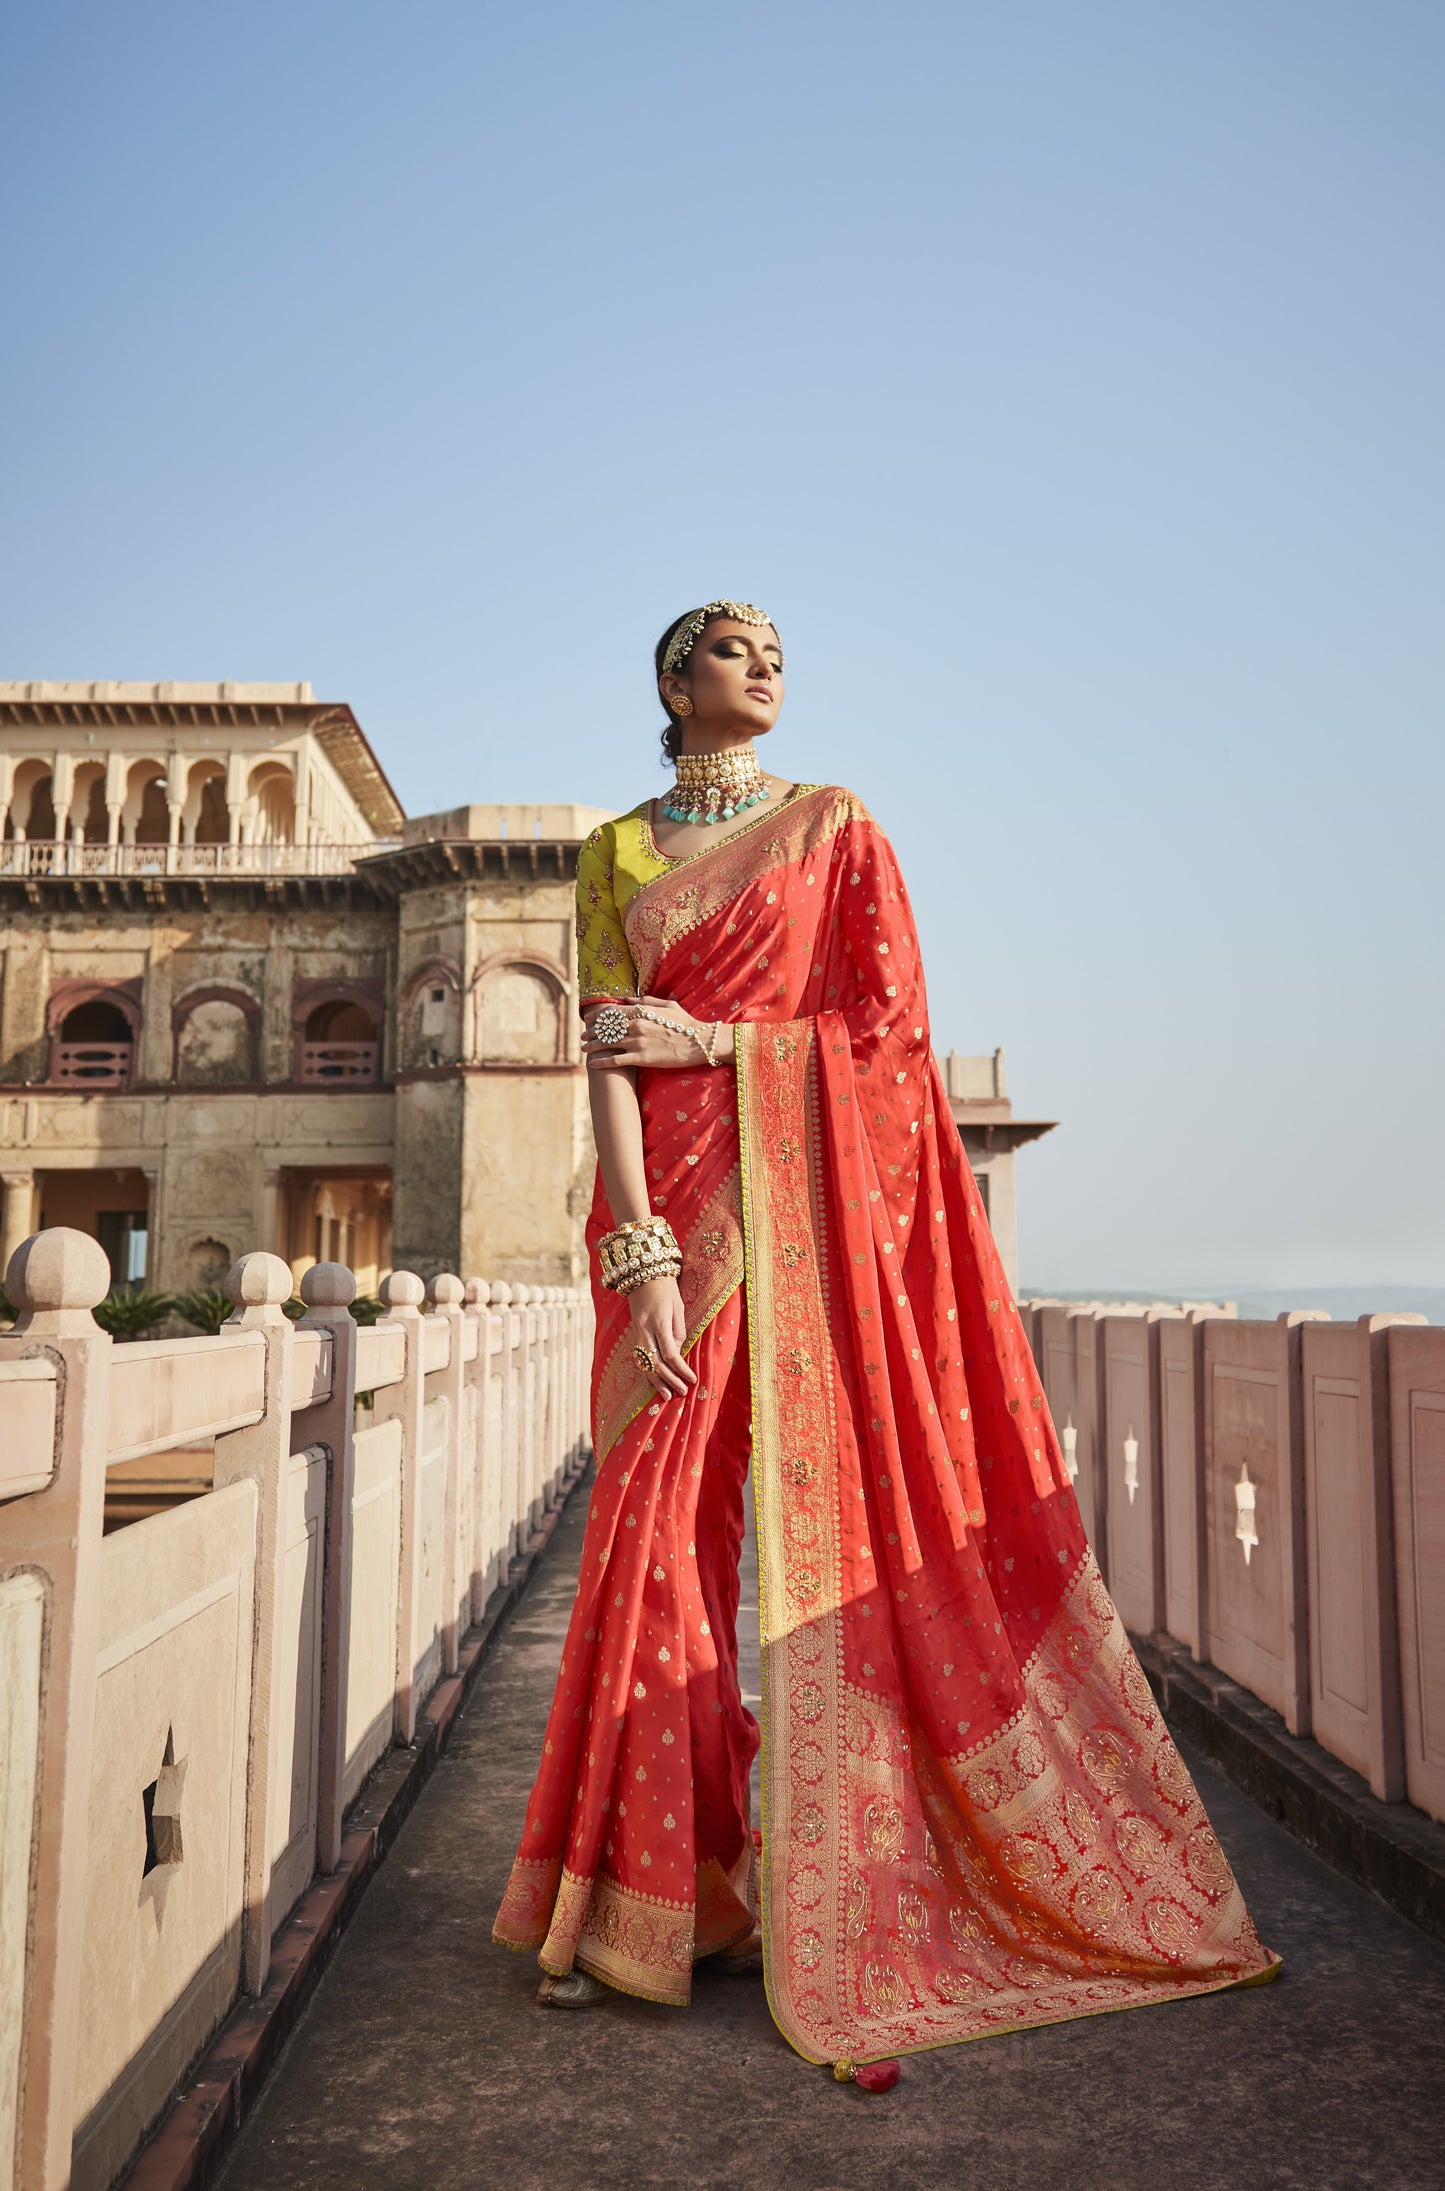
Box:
[281,1293,382,1323]
[93,1285,175,1339]
[170,1287,232,1335]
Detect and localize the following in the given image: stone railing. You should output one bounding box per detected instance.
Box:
[0,1230,592,2191]
[0,840,400,880]
[1021,1299,1445,1826]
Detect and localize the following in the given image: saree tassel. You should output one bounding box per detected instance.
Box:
[834,2058,901,2092]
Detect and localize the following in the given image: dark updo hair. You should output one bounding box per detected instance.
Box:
[652,603,781,766]
[654,610,699,766]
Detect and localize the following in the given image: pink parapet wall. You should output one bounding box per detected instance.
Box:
[1025,1296,1438,1819]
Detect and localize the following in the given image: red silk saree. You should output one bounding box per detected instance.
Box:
[494,785,1277,2068]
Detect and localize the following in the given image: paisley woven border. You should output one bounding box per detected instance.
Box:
[623,786,864,993]
[736,1022,1279,2071]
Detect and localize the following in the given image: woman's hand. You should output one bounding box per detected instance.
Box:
[583,996,734,1073]
[627,1275,698,1399]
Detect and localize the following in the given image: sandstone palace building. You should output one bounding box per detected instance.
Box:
[0,681,1051,1295]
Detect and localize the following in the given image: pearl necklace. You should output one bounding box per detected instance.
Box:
[661,747,771,826]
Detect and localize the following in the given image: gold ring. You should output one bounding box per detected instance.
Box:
[592,1004,630,1047]
[632,1343,656,1372]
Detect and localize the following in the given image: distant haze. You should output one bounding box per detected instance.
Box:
[3,2,1440,1294]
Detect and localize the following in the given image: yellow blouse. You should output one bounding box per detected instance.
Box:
[575,801,669,1001]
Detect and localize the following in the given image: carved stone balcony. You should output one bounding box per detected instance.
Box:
[0,839,399,879]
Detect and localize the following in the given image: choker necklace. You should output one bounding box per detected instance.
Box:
[661,747,770,826]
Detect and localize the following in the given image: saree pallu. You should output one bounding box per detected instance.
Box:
[494,785,1277,2063]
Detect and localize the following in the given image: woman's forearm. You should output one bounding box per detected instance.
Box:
[589,1064,653,1225]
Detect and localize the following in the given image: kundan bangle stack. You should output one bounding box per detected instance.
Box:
[597,1215,682,1295]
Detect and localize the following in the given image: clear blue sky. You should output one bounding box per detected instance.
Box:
[4,2,1441,1295]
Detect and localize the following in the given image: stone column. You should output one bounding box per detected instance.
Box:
[0,1167,36,1274]
[1,1229,113,2191]
[50,751,74,857]
[226,751,247,850]
[291,746,311,862]
[164,752,186,873]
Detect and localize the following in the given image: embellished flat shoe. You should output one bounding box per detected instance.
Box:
[536,1968,608,2008]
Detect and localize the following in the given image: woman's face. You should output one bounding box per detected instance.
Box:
[660,618,785,740]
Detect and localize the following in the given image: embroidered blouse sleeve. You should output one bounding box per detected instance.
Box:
[575,825,638,1002]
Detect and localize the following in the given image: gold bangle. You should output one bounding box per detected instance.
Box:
[596,1216,683,1295]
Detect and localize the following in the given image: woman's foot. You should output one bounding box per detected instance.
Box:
[536,1968,608,2008]
[712,1927,764,1976]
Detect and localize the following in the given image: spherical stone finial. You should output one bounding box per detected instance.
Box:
[429,1273,465,1308]
[224,1251,294,1323]
[380,1270,426,1310]
[489,1281,513,1308]
[510,1283,532,1305]
[300,1261,357,1312]
[463,1278,491,1308]
[6,1227,113,1333]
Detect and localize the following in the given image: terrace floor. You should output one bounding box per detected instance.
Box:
[214,1483,1445,2191]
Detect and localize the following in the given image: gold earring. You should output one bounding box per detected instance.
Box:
[669,695,693,718]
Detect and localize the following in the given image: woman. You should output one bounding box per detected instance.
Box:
[493,601,1277,2080]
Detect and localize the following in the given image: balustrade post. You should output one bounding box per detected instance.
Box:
[463,1278,493,1617]
[1,1229,112,2191]
[488,1282,520,1565]
[514,1284,541,1535]
[539,1287,559,1513]
[559,1287,576,1480]
[536,1287,553,1521]
[427,1274,467,1677]
[212,1251,297,1993]
[293,1261,359,1874]
[374,1271,427,1744]
[576,1285,592,1473]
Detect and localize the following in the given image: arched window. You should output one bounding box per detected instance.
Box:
[195,777,228,843]
[134,774,169,846]
[185,1237,232,1287]
[51,995,136,1087]
[174,990,257,1085]
[73,769,108,843]
[299,996,381,1085]
[401,960,461,1070]
[472,958,568,1065]
[248,764,296,845]
[6,766,55,842]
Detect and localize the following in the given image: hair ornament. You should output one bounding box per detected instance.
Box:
[661,601,779,676]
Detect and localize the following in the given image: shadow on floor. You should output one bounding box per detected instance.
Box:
[214,1480,1445,2191]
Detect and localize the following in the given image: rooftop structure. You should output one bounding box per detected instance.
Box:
[0,680,405,884]
[941,1046,1057,1290]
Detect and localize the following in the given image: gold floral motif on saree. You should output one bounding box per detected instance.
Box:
[592,1164,745,1461]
